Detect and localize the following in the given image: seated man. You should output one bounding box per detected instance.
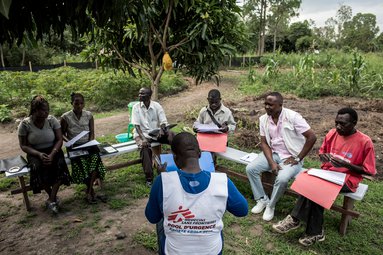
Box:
[131,87,174,186]
[246,92,317,221]
[194,89,236,133]
[145,132,248,255]
[272,108,376,246]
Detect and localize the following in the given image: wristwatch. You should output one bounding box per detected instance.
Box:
[294,156,301,162]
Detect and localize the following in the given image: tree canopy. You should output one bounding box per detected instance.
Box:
[82,0,247,99]
[1,0,247,100]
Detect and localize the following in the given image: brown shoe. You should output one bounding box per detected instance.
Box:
[272,215,301,234]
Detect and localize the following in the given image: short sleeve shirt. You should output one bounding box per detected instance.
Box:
[131,101,168,138]
[18,115,61,150]
[319,129,376,192]
[260,108,310,159]
[61,110,92,145]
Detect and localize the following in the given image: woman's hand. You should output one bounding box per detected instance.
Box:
[41,153,52,165]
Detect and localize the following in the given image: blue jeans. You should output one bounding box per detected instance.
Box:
[245,152,303,208]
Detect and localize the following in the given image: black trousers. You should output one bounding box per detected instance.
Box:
[140,135,171,182]
[291,185,352,235]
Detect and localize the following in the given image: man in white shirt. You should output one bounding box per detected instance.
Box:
[194,89,236,133]
[131,87,174,186]
[246,92,316,221]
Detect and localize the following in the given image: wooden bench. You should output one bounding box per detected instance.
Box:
[4,140,148,211]
[215,147,369,236]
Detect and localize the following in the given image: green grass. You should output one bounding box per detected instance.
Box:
[93,109,127,119]
[132,230,158,251]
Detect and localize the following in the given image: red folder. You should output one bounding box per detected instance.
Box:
[290,171,343,209]
[196,133,227,153]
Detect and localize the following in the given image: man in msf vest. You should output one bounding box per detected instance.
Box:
[194,89,236,133]
[145,132,248,255]
[246,92,317,221]
[273,107,376,246]
[131,87,174,186]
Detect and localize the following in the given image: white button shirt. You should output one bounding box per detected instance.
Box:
[131,101,168,139]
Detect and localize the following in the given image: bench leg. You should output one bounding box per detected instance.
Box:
[18,176,31,211]
[339,197,355,236]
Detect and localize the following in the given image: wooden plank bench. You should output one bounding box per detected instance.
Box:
[4,140,150,211]
[215,147,369,236]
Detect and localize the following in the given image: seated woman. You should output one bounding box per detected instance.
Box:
[18,95,71,214]
[61,93,106,204]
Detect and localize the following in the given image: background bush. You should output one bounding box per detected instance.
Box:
[0,67,187,121]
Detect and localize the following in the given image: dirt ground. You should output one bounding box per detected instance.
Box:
[0,70,382,254]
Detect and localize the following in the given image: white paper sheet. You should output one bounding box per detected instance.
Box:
[65,131,89,147]
[72,139,100,149]
[240,153,258,163]
[193,122,221,133]
[307,168,346,185]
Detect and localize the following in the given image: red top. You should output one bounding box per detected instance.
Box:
[319,129,376,192]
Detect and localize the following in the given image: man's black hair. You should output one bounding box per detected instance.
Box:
[267,92,283,104]
[141,87,153,96]
[208,89,221,99]
[337,107,358,124]
[171,132,200,157]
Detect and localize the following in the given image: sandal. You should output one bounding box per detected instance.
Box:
[96,194,108,203]
[47,201,59,214]
[86,194,97,204]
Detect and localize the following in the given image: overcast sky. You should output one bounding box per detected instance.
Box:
[291,0,383,32]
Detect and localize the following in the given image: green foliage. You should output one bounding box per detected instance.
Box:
[82,0,246,99]
[0,104,11,122]
[240,50,383,99]
[0,67,186,120]
[347,51,366,94]
[132,230,158,252]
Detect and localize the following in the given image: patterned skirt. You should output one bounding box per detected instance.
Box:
[69,146,106,184]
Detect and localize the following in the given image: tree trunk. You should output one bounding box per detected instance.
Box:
[273,30,277,52]
[257,0,267,56]
[0,44,4,68]
[21,48,26,66]
[151,67,164,101]
[260,0,267,55]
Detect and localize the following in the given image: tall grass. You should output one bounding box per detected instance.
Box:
[241,50,383,99]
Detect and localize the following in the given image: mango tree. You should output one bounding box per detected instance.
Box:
[83,0,247,100]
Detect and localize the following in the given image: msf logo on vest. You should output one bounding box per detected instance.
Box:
[168,206,195,223]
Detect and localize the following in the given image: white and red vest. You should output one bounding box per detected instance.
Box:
[162,171,228,255]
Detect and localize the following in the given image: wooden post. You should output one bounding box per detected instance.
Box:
[339,197,356,235]
[0,44,4,68]
[95,59,98,69]
[229,56,231,68]
[18,176,31,211]
[63,60,67,67]
[28,61,32,72]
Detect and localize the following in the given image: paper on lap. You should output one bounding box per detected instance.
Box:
[65,131,89,147]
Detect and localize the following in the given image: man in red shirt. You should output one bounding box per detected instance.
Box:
[272,107,376,246]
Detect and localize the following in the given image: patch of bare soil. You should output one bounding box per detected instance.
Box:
[227,94,383,177]
[0,70,382,255]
